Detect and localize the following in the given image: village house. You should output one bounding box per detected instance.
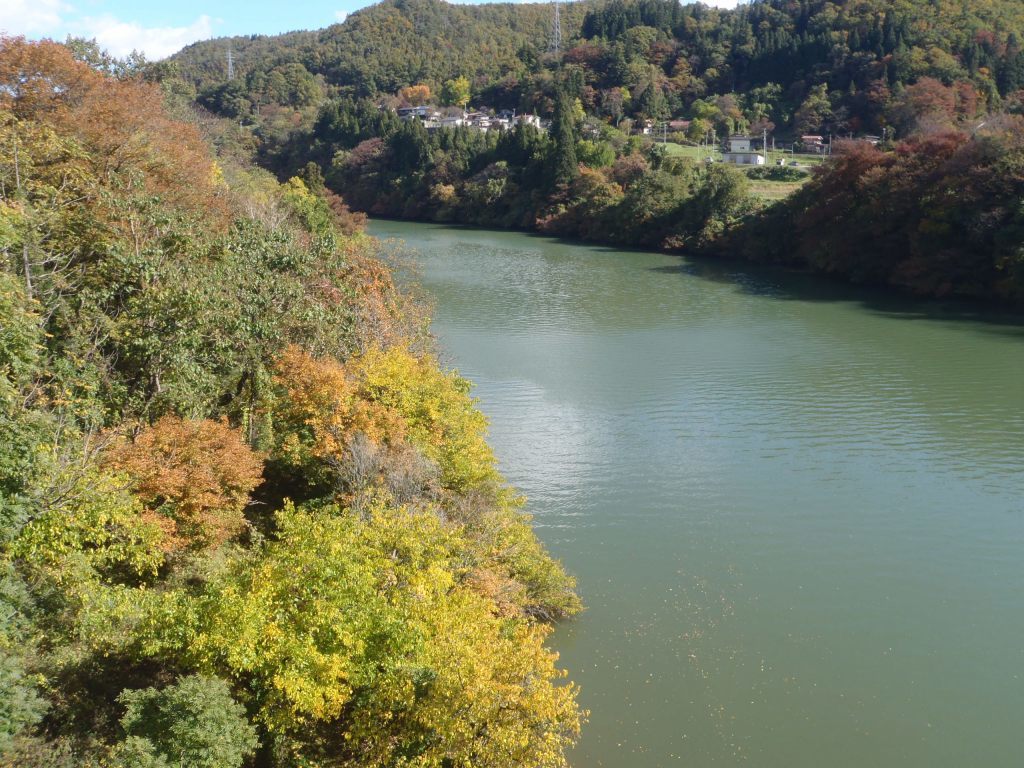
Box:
[800,134,828,153]
[397,105,439,121]
[388,104,544,133]
[464,111,491,129]
[438,114,466,128]
[723,135,766,165]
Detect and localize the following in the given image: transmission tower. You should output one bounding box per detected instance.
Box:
[227,44,235,80]
[550,0,562,55]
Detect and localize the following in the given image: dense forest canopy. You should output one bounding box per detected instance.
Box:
[0,35,583,767]
[172,0,1024,136]
[721,122,1024,296]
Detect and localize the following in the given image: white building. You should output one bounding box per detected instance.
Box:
[723,135,765,165]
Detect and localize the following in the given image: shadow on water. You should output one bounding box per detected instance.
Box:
[650,254,1024,337]
[372,219,1024,336]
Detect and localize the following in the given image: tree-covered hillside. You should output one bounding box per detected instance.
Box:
[0,36,583,767]
[172,0,1024,136]
[172,0,591,107]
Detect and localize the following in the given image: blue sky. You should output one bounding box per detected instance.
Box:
[1,0,741,60]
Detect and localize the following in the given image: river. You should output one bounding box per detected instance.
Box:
[369,219,1024,768]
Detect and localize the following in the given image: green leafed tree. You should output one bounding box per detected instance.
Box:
[551,91,579,187]
[116,676,258,768]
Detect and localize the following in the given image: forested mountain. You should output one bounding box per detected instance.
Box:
[157,0,1024,304]
[0,36,582,767]
[172,0,1024,135]
[173,0,589,102]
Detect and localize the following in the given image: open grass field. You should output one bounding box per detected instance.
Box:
[662,142,721,161]
[662,141,827,168]
[659,142,817,202]
[747,178,810,201]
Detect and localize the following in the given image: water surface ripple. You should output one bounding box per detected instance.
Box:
[371,220,1024,768]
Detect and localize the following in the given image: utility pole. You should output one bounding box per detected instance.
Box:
[763,127,768,164]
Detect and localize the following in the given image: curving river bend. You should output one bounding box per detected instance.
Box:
[370,219,1024,768]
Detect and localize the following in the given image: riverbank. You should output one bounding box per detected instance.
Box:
[321,116,1024,307]
[374,218,1024,768]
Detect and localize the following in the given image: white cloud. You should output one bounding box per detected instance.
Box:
[71,13,214,60]
[334,11,349,24]
[0,0,71,36]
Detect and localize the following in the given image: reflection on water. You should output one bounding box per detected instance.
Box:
[371,220,1024,768]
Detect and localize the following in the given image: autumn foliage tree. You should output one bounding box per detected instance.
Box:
[272,344,494,496]
[270,345,582,620]
[0,37,223,222]
[887,77,982,135]
[191,503,582,768]
[440,76,471,108]
[103,416,263,552]
[725,119,1024,300]
[399,83,431,106]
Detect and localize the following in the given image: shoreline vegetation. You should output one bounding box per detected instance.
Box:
[167,0,1024,305]
[0,37,584,768]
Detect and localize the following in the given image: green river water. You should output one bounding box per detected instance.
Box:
[369,219,1024,768]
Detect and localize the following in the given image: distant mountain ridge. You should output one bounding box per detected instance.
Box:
[172,0,591,95]
[172,0,1024,115]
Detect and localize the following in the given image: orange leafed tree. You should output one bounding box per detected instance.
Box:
[0,36,94,120]
[0,36,225,224]
[104,416,264,552]
[272,345,405,465]
[399,83,431,106]
[340,248,429,352]
[273,344,497,495]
